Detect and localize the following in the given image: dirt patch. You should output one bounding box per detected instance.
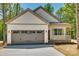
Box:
[54,44,79,56]
[0,41,3,47]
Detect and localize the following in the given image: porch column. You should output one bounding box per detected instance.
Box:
[7,29,11,44]
[44,30,48,43]
[63,28,66,38]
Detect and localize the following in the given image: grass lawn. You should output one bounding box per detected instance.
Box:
[54,44,79,56]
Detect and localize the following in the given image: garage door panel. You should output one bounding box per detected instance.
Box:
[36,31,44,41]
[11,30,44,44]
[21,31,36,43]
[21,31,29,42]
[11,31,21,44]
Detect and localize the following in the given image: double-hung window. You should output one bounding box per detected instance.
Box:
[53,29,63,35]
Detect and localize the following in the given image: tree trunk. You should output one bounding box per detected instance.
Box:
[75,3,79,49]
[9,3,11,19]
[2,4,6,45]
[16,3,18,15]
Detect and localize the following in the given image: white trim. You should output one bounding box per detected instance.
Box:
[7,24,48,44]
[44,30,48,43]
[7,30,11,44]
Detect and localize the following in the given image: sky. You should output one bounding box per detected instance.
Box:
[20,3,64,13]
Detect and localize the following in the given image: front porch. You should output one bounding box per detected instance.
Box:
[48,23,71,43]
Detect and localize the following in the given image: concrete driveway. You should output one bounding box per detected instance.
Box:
[0,44,64,56]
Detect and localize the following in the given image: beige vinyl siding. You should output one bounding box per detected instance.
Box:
[49,23,71,41]
[10,12,46,24]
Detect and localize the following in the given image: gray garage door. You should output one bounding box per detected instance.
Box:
[11,30,44,44]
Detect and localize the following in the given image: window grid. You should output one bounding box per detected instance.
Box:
[53,29,63,35]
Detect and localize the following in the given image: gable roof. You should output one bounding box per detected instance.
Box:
[33,6,61,23]
[6,8,49,24]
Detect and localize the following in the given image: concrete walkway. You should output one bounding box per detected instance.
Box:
[0,45,64,56]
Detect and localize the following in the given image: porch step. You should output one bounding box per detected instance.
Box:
[71,40,77,43]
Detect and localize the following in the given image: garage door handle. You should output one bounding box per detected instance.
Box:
[20,38,21,40]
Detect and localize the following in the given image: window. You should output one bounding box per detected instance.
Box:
[13,31,19,33]
[53,29,63,35]
[21,31,27,33]
[29,31,35,33]
[37,31,43,33]
[66,28,70,35]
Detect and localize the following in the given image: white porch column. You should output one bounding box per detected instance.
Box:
[63,28,66,39]
[7,29,11,44]
[44,30,48,43]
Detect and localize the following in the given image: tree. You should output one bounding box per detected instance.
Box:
[56,3,76,39]
[75,3,79,49]
[1,4,6,44]
[56,7,63,19]
[43,3,54,13]
[0,3,23,46]
[13,3,23,15]
[6,3,23,21]
[9,3,11,19]
[1,3,11,44]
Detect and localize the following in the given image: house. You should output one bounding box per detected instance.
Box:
[6,6,71,44]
